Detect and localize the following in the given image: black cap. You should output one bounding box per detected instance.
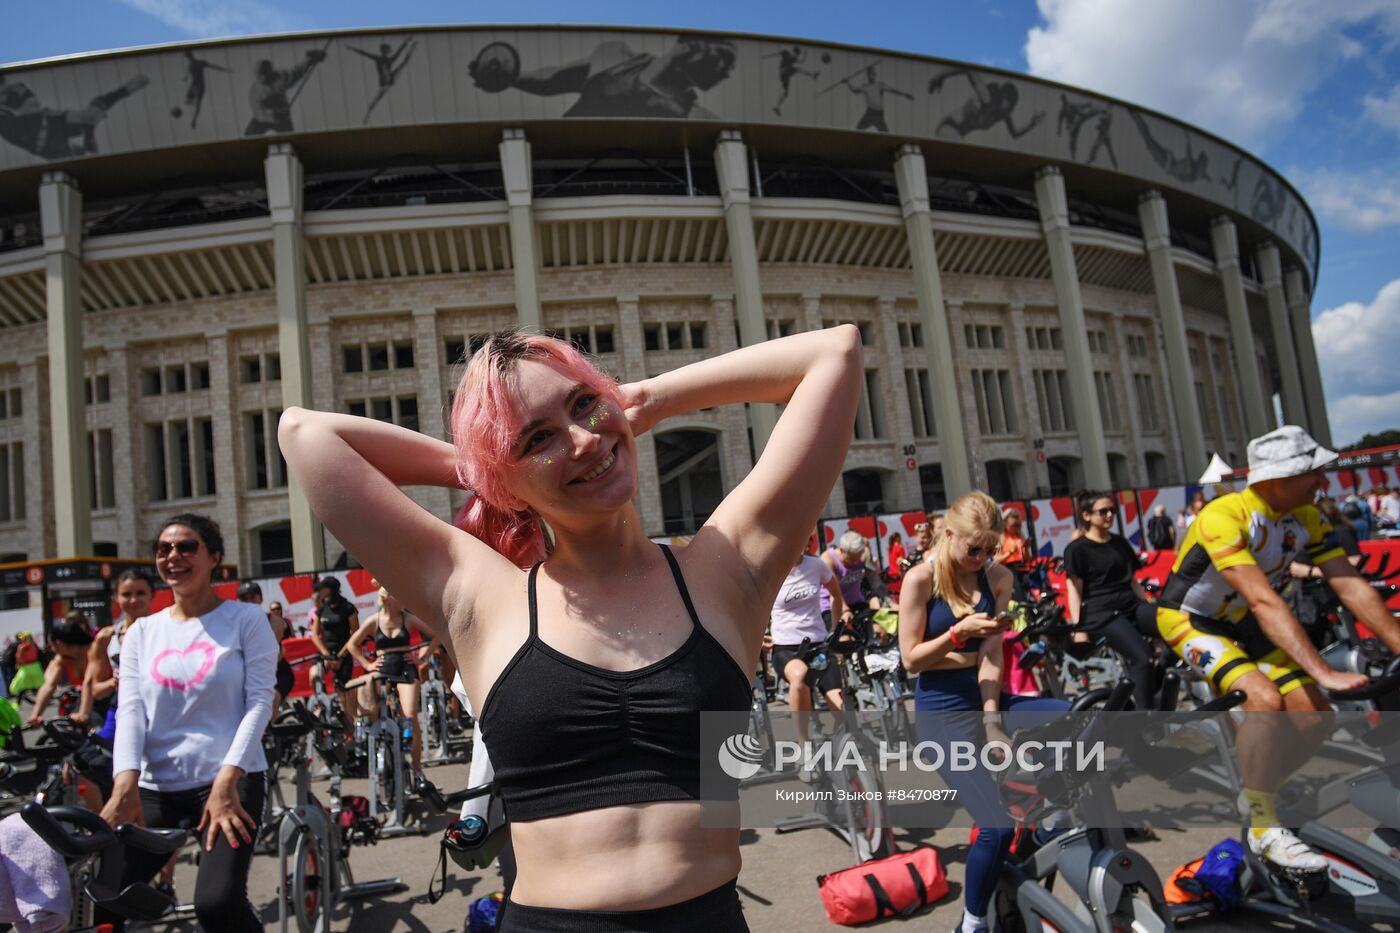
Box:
[313,576,341,593]
[51,619,94,647]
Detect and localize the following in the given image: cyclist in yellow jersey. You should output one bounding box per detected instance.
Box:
[1157,426,1400,872]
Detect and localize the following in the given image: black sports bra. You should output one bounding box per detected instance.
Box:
[477,545,751,822]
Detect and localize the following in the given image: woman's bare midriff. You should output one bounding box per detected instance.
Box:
[929,652,978,672]
[506,800,741,911]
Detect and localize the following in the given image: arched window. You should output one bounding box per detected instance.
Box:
[1046,456,1083,497]
[985,460,1023,502]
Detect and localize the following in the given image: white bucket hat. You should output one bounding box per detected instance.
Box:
[1246,425,1337,484]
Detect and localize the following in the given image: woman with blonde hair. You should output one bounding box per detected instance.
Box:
[899,491,1068,933]
[280,324,862,930]
[346,585,437,781]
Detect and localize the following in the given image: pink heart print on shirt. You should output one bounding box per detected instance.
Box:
[150,642,217,691]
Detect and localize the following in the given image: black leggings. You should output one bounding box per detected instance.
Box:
[1094,613,1157,712]
[102,772,266,932]
[499,879,747,932]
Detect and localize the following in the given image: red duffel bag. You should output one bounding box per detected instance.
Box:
[816,845,948,925]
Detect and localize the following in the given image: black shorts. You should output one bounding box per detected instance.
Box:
[772,643,842,695]
[499,879,747,932]
[322,650,353,691]
[275,658,295,698]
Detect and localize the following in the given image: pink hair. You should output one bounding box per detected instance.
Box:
[449,330,620,568]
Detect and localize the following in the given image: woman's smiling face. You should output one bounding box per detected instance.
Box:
[503,359,636,520]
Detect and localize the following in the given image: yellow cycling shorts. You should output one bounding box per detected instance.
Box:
[1156,607,1312,698]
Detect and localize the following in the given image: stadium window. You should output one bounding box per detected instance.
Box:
[348,400,367,418]
[95,374,109,402]
[644,324,661,351]
[240,356,262,384]
[192,362,210,390]
[0,441,22,522]
[171,420,192,498]
[342,345,364,373]
[1095,372,1120,431]
[370,397,392,423]
[910,323,923,347]
[469,334,488,355]
[568,330,591,355]
[141,368,162,396]
[393,341,415,369]
[1049,328,1063,351]
[898,323,910,348]
[864,370,885,438]
[196,418,216,496]
[83,378,92,406]
[444,338,466,366]
[594,326,615,354]
[991,326,1005,349]
[689,323,707,350]
[905,369,937,438]
[666,323,684,350]
[397,395,419,431]
[266,354,281,381]
[964,324,976,348]
[367,342,390,372]
[976,325,991,349]
[165,365,187,394]
[246,412,269,490]
[87,429,116,510]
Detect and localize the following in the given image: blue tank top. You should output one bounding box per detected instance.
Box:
[922,568,995,651]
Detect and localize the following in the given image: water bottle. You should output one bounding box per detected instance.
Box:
[401,720,414,744]
[454,814,487,847]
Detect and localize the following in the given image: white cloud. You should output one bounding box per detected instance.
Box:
[116,0,306,39]
[1327,389,1400,448]
[1314,279,1400,411]
[1024,0,1400,149]
[1290,167,1400,233]
[1364,82,1400,138]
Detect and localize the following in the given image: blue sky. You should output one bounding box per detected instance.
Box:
[3,0,1397,445]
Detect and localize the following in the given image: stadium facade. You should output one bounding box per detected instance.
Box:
[0,25,1329,573]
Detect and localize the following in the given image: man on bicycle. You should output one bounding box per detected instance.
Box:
[1156,426,1400,871]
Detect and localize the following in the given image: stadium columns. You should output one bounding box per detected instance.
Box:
[1137,190,1207,479]
[615,294,665,535]
[1034,166,1111,490]
[1284,268,1332,447]
[893,145,972,498]
[265,144,326,572]
[500,129,542,329]
[1255,243,1307,428]
[714,130,776,452]
[1210,217,1270,438]
[39,172,92,557]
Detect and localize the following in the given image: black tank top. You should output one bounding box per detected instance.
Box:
[375,621,413,679]
[479,545,751,822]
[318,596,355,650]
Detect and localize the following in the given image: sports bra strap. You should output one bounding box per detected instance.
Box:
[658,544,702,628]
[526,561,543,639]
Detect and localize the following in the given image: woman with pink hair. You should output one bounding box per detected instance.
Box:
[279,325,861,930]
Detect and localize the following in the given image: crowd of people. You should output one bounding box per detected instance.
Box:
[0,322,1395,933]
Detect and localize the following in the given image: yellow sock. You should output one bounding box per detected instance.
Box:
[1243,788,1277,838]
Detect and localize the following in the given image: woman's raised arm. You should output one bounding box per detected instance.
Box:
[622,325,862,597]
[278,409,517,631]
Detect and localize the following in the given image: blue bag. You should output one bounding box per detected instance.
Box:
[1185,838,1245,910]
[468,891,504,933]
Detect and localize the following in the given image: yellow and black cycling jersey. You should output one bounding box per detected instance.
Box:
[1157,485,1345,623]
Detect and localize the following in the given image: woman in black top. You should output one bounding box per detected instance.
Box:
[1062,492,1157,711]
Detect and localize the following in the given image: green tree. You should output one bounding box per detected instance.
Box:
[1343,429,1400,452]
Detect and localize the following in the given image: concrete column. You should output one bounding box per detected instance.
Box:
[799,292,824,332]
[203,330,241,568]
[1106,315,1143,487]
[500,129,542,329]
[105,346,138,556]
[39,172,91,556]
[714,130,777,452]
[18,362,48,559]
[875,296,923,510]
[615,295,664,535]
[265,144,325,572]
[1209,217,1269,438]
[1034,166,1110,489]
[1284,268,1332,447]
[1137,190,1207,479]
[1256,243,1307,428]
[892,145,972,498]
[1006,303,1050,496]
[709,294,758,487]
[409,307,454,522]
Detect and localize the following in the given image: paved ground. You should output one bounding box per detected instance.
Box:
[131,753,1375,932]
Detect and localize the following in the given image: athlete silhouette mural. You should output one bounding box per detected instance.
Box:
[245,45,329,136]
[172,50,230,129]
[468,35,737,118]
[929,68,1043,140]
[1056,94,1117,168]
[767,45,826,116]
[1129,111,1210,184]
[0,72,148,159]
[350,39,417,124]
[822,64,911,132]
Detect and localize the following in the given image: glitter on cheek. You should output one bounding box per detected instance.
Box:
[586,403,613,429]
[529,454,555,466]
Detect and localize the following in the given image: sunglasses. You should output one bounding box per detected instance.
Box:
[962,542,996,558]
[154,539,201,558]
[914,523,930,532]
[1090,507,1116,517]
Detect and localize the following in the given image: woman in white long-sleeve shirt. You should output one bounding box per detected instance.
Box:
[99,513,278,932]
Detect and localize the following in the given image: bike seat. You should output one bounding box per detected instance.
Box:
[85,879,178,922]
[20,802,113,858]
[117,822,188,855]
